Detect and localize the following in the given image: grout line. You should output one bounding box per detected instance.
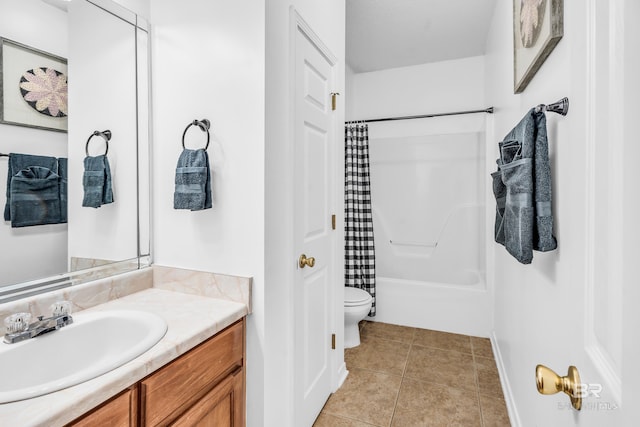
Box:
[346,325,502,427]
[472,351,486,427]
[389,339,413,427]
[410,340,474,355]
[319,411,381,427]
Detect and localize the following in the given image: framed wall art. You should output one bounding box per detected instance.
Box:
[513,0,563,94]
[0,37,68,132]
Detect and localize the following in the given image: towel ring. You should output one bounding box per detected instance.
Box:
[182,119,211,150]
[85,130,112,156]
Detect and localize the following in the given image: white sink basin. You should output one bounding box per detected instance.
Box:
[0,309,167,403]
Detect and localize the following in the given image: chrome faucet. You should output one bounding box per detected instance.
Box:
[3,302,74,344]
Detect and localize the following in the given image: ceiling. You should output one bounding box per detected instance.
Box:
[347,0,498,73]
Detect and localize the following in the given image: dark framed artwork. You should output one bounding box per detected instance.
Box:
[513,0,564,94]
[0,37,68,132]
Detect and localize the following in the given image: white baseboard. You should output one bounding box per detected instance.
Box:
[491,331,522,427]
[335,362,349,392]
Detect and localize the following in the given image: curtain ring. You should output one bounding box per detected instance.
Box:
[182,119,211,150]
[85,130,111,156]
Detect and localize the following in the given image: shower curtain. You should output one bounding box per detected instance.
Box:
[344,123,376,316]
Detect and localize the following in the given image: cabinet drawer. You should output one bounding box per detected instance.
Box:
[141,320,244,426]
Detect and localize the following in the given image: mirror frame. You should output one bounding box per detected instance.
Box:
[0,0,152,303]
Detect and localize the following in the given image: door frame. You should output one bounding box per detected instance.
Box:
[288,7,345,425]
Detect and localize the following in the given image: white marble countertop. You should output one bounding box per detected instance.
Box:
[0,288,248,427]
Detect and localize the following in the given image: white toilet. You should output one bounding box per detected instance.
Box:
[344,287,373,348]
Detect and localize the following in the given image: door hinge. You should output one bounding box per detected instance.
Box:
[331,334,336,350]
[331,214,336,230]
[331,92,340,111]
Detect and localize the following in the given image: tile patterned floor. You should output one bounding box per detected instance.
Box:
[314,321,511,427]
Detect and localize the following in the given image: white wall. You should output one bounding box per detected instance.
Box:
[345,64,356,121]
[149,1,265,425]
[350,56,485,121]
[266,1,345,426]
[485,1,581,424]
[484,1,636,425]
[0,0,68,285]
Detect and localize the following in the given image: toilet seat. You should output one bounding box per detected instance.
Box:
[344,287,372,307]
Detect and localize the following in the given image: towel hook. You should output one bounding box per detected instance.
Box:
[182,119,211,150]
[85,130,111,157]
[535,97,569,116]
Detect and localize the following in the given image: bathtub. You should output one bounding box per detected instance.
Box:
[372,274,491,337]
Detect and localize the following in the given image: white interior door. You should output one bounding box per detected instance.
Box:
[292,17,336,427]
[579,1,640,425]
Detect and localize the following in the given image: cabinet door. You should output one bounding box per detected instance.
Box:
[67,386,137,427]
[141,321,244,426]
[170,368,244,427]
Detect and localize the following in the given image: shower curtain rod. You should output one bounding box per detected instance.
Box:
[354,107,494,123]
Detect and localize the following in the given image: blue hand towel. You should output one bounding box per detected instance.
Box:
[9,166,61,228]
[58,157,67,223]
[492,108,557,264]
[82,155,114,208]
[173,148,212,211]
[4,153,59,224]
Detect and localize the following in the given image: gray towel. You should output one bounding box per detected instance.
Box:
[82,155,114,208]
[491,166,506,245]
[173,148,212,211]
[491,108,557,264]
[5,153,58,222]
[58,158,67,223]
[9,166,61,228]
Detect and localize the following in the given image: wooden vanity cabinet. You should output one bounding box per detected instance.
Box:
[68,386,138,427]
[67,319,245,427]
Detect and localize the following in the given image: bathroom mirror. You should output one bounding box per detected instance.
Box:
[0,0,150,301]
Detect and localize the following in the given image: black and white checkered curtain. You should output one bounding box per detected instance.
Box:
[344,123,376,316]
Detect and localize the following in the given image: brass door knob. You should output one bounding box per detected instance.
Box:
[536,364,582,410]
[299,254,316,268]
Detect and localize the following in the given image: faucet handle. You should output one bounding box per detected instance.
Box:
[4,313,32,334]
[50,301,73,316]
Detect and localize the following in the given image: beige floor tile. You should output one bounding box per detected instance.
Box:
[413,328,472,354]
[314,412,377,427]
[391,378,482,427]
[322,367,402,426]
[475,356,504,398]
[345,335,410,376]
[471,337,494,359]
[404,345,476,391]
[361,321,416,343]
[479,394,511,427]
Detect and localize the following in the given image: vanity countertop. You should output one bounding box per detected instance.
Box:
[0,288,248,427]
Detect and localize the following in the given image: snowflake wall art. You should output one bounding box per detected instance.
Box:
[0,38,68,132]
[513,0,564,94]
